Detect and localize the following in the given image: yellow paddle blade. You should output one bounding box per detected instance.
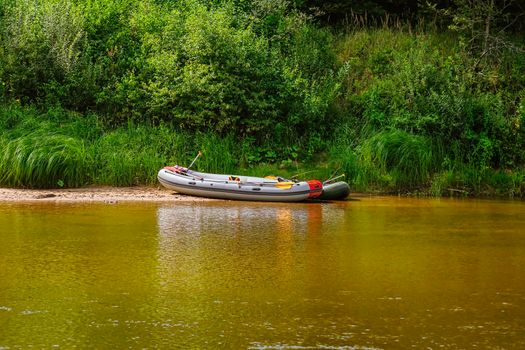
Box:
[274,182,294,189]
[264,176,277,180]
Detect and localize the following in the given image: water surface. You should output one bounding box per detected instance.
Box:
[0,197,524,349]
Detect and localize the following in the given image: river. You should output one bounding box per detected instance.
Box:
[0,196,524,349]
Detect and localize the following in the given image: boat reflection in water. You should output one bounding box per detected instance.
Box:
[155,201,348,289]
[155,201,347,251]
[156,202,340,237]
[154,202,351,348]
[153,198,525,349]
[155,202,347,279]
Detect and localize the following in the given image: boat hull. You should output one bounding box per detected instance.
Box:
[158,168,322,202]
[318,181,350,200]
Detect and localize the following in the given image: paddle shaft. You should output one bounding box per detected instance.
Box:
[187,151,202,170]
[323,174,345,185]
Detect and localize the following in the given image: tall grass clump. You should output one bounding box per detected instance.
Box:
[329,128,441,193]
[193,133,238,174]
[0,105,244,188]
[91,125,176,186]
[327,126,361,187]
[358,130,439,190]
[0,131,90,188]
[90,125,240,186]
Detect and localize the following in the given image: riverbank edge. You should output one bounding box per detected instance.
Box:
[0,186,379,203]
[0,186,218,203]
[1,186,522,203]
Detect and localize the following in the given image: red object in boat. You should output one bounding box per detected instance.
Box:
[307,180,323,198]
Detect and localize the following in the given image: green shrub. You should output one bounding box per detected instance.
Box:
[0,2,524,195]
[0,0,344,156]
[339,29,524,177]
[0,0,85,103]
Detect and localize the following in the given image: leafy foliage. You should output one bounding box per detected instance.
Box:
[0,0,524,196]
[0,0,341,147]
[0,0,85,103]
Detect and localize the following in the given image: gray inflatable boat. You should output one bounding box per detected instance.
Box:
[158,166,323,202]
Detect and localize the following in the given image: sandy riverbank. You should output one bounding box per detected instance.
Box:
[0,186,215,203]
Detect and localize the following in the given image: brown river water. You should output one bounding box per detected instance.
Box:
[0,196,524,349]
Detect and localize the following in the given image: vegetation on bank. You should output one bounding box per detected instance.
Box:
[0,0,524,197]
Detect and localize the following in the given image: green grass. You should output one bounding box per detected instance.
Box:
[360,130,439,189]
[327,127,525,197]
[1,0,524,196]
[1,103,524,197]
[328,129,438,192]
[0,131,90,188]
[429,167,525,198]
[0,105,247,188]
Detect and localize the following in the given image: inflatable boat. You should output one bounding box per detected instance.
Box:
[158,166,323,202]
[318,181,351,200]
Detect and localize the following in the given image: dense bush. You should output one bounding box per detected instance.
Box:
[327,29,524,195]
[337,32,522,154]
[0,0,342,153]
[0,0,524,195]
[0,0,86,104]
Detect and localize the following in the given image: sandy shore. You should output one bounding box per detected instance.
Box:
[0,186,215,203]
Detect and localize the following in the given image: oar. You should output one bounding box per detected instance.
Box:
[187,151,202,170]
[273,182,294,189]
[246,179,294,189]
[323,174,345,185]
[326,167,341,182]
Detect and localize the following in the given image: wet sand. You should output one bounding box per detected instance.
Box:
[0,186,215,203]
